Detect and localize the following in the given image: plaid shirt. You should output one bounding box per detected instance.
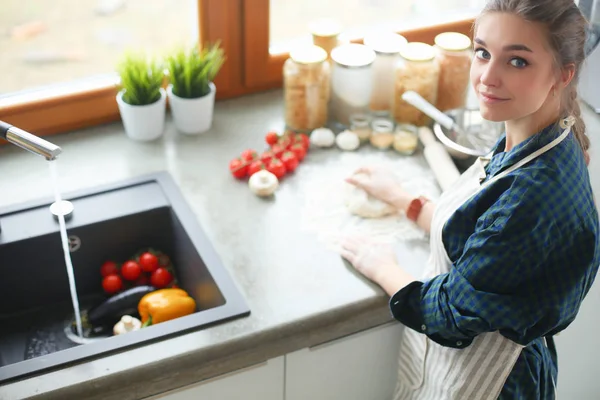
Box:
[390,122,600,399]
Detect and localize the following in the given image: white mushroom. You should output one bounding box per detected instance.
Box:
[248,170,279,197]
[113,315,142,335]
[310,127,336,148]
[335,130,360,151]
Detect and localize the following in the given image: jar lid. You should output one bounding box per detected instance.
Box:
[434,32,472,51]
[331,44,376,68]
[363,32,407,54]
[290,45,328,64]
[399,42,436,62]
[309,18,342,37]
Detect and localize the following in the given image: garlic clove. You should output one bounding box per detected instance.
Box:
[335,130,360,151]
[249,170,279,197]
[310,127,335,148]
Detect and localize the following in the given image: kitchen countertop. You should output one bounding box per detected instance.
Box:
[1,89,599,400]
[0,89,433,400]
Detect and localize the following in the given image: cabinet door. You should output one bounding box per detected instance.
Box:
[285,323,403,400]
[146,356,284,400]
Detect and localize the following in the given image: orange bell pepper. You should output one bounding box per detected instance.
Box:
[138,288,196,327]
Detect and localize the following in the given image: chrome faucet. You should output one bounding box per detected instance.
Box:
[0,120,62,161]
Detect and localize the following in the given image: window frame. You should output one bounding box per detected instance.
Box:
[243,0,476,89]
[0,0,243,137]
[0,0,477,139]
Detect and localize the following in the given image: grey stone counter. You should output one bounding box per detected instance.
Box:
[0,90,432,400]
[1,89,599,400]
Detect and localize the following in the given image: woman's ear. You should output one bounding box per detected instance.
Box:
[561,63,576,88]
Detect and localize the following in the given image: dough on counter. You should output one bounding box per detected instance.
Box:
[344,180,397,218]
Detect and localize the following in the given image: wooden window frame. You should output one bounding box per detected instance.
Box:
[0,0,477,140]
[0,0,244,138]
[243,0,476,89]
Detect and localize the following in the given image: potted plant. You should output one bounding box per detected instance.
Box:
[165,42,225,135]
[116,51,166,141]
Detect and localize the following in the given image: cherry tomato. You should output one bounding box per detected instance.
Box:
[260,150,275,165]
[271,144,286,157]
[150,268,173,288]
[240,149,258,162]
[102,274,123,294]
[298,133,310,150]
[247,160,265,177]
[139,252,159,273]
[290,143,306,161]
[229,158,248,179]
[280,151,299,172]
[265,131,279,146]
[100,261,118,277]
[135,274,150,286]
[121,260,141,281]
[267,158,287,179]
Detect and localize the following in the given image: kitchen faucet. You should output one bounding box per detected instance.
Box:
[0,120,62,161]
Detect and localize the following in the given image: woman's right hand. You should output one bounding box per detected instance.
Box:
[345,166,411,210]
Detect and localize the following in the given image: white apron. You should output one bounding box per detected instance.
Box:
[393,121,572,400]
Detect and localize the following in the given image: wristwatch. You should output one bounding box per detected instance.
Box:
[406,196,429,222]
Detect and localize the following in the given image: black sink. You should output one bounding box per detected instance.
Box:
[0,172,250,383]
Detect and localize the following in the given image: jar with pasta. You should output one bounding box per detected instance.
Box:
[392,42,440,126]
[363,32,407,116]
[434,32,472,112]
[283,45,331,132]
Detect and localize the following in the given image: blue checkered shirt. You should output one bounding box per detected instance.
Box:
[390,122,600,399]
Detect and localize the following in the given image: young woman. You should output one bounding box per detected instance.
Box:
[341,0,600,398]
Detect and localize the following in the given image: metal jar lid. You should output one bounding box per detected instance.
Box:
[290,45,328,64]
[331,43,376,69]
[434,32,472,52]
[399,42,436,62]
[308,18,342,38]
[363,32,407,55]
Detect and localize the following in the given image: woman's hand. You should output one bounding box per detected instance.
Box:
[345,166,410,210]
[340,235,416,296]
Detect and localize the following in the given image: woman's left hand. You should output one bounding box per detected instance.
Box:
[340,235,399,283]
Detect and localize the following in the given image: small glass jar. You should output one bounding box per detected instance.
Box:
[309,18,342,61]
[349,113,372,142]
[330,44,376,127]
[393,123,419,155]
[363,32,407,116]
[369,118,395,150]
[434,32,472,112]
[283,45,331,132]
[392,42,440,126]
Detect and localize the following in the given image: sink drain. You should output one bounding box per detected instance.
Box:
[64,317,110,345]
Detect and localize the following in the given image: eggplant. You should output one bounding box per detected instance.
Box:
[88,285,156,327]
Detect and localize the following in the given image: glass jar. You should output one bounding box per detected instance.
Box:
[392,42,440,126]
[434,32,472,112]
[309,18,342,61]
[363,32,407,116]
[393,123,419,155]
[283,45,331,132]
[330,44,376,127]
[369,118,395,150]
[349,112,372,142]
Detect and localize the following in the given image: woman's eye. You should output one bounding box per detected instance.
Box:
[510,57,529,68]
[474,48,490,60]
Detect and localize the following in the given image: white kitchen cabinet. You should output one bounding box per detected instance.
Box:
[285,322,403,400]
[145,356,284,400]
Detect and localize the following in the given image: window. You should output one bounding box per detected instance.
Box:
[0,0,483,139]
[1,0,200,94]
[243,0,483,88]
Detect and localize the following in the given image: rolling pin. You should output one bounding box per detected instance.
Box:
[418,126,461,192]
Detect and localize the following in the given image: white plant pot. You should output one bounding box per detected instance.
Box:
[167,82,216,135]
[116,88,166,142]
